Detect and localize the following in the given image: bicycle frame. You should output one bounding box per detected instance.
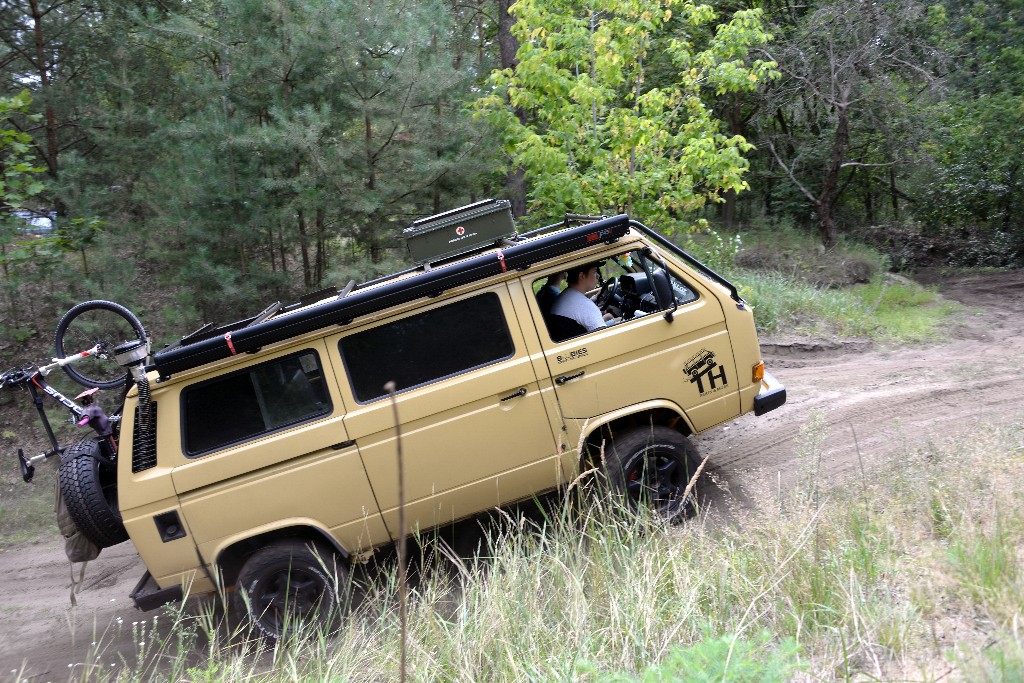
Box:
[7,344,122,482]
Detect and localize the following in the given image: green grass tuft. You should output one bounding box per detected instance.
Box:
[682,225,962,343]
[0,460,58,546]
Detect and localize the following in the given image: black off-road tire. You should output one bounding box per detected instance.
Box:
[58,438,128,548]
[231,540,345,641]
[603,425,702,519]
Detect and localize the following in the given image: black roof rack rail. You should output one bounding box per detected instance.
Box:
[516,212,607,240]
[150,214,631,379]
[627,219,743,304]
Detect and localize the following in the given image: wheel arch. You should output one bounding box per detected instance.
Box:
[213,522,349,589]
[578,400,695,467]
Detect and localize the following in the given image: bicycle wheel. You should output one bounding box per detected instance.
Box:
[54,300,147,390]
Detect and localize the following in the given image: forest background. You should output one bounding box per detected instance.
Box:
[1,0,1021,346]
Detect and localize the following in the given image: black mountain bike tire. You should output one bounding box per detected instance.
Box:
[54,300,147,390]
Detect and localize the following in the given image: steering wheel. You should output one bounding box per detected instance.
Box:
[594,276,619,313]
[618,276,640,319]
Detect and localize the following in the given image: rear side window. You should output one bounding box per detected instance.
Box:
[340,292,515,403]
[183,350,331,455]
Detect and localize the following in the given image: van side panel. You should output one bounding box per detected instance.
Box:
[329,286,562,539]
[502,277,573,476]
[165,341,388,556]
[178,442,388,559]
[119,388,208,592]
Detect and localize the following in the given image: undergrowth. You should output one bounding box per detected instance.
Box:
[738,271,959,342]
[17,417,1021,682]
[0,461,57,545]
[684,225,960,342]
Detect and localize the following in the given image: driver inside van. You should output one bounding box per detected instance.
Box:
[550,261,622,332]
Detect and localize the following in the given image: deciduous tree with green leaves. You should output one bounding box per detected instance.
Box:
[754,0,945,248]
[911,0,1024,264]
[0,91,45,212]
[474,0,775,230]
[1,90,52,334]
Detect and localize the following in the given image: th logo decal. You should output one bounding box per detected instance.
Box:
[684,348,728,396]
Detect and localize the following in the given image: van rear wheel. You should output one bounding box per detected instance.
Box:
[603,426,701,519]
[232,540,344,640]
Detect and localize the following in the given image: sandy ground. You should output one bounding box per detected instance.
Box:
[694,269,1024,489]
[1,269,1022,679]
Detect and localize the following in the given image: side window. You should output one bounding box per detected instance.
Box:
[183,350,331,456]
[339,292,515,403]
[536,249,700,342]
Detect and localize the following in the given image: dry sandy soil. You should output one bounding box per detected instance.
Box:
[1,270,1022,680]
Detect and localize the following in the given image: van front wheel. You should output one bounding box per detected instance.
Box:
[603,426,701,519]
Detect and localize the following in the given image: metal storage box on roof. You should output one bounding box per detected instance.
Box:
[402,199,516,264]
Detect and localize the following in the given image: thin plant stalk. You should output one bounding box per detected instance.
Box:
[384,380,408,683]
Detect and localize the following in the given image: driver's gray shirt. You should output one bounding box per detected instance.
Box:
[550,288,605,332]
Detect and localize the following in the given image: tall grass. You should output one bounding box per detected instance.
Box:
[0,458,57,545]
[29,418,1022,682]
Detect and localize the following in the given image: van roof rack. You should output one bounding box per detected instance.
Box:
[151,213,632,379]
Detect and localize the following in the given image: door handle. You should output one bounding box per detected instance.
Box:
[555,370,585,385]
[500,387,528,401]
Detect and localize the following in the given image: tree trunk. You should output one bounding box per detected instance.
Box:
[279,229,288,275]
[365,110,376,192]
[434,95,443,214]
[1001,163,1019,231]
[497,0,518,71]
[28,0,58,178]
[864,170,874,224]
[719,93,743,227]
[268,229,277,272]
[239,242,249,277]
[315,207,326,285]
[720,189,737,227]
[815,102,851,247]
[477,0,485,68]
[297,208,312,289]
[889,167,899,221]
[497,0,527,217]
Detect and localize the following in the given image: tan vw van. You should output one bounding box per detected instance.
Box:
[95,209,785,638]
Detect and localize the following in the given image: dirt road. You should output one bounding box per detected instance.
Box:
[2,270,1022,679]
[695,269,1024,489]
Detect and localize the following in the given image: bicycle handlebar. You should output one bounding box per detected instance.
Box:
[0,366,34,388]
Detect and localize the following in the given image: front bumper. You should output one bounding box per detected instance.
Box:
[754,370,787,416]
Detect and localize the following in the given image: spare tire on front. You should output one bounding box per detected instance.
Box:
[58,438,128,548]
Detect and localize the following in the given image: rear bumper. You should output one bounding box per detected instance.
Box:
[130,570,183,612]
[754,371,787,416]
